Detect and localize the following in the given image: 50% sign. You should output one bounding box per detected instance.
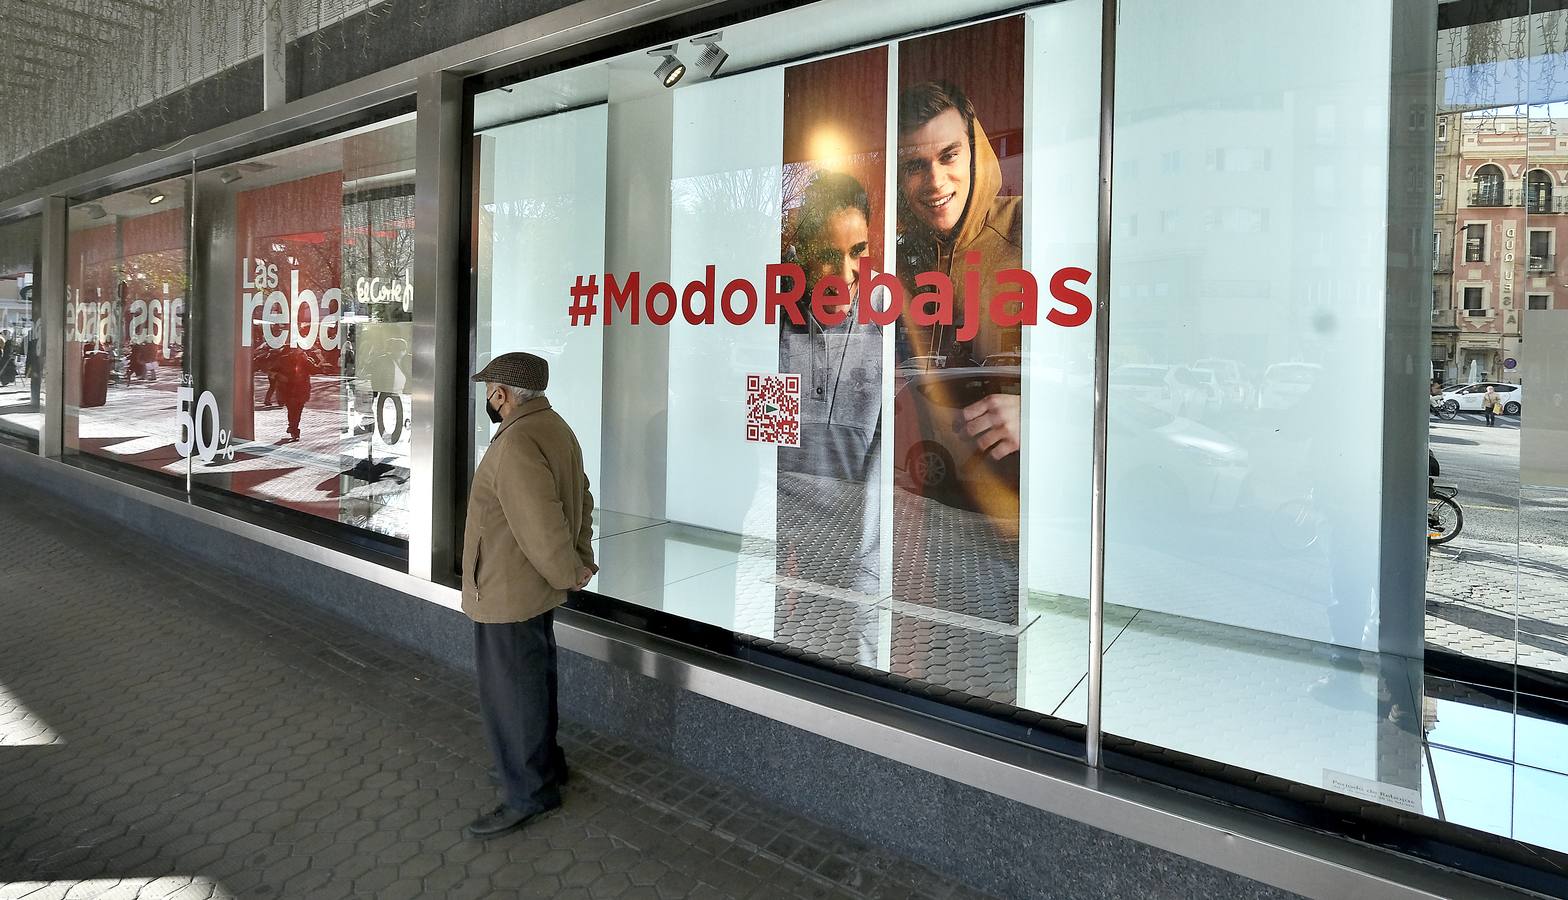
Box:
[175,386,236,463]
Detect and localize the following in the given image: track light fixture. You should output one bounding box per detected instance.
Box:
[84,203,106,220]
[690,32,728,77]
[146,189,166,205]
[219,170,242,185]
[649,46,686,88]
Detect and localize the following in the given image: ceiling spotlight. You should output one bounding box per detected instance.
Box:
[649,46,686,88]
[690,32,728,77]
[84,203,107,220]
[219,170,242,185]
[146,189,166,205]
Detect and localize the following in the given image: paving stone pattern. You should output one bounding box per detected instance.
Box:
[0,480,992,900]
[1426,537,1568,676]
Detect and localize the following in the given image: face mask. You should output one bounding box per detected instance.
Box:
[485,391,503,424]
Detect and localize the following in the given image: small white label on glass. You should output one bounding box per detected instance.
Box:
[1321,769,1421,813]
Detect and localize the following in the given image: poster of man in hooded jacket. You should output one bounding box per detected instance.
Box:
[892,16,1025,629]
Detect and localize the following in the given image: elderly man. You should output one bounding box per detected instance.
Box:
[462,351,596,839]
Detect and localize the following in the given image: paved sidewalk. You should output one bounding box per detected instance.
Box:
[1426,536,1568,677]
[0,480,988,900]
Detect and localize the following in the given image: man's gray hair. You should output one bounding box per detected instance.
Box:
[503,385,543,404]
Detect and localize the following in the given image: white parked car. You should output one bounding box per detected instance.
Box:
[1258,363,1322,410]
[1188,367,1224,415]
[1110,364,1208,418]
[1439,382,1523,415]
[1193,357,1254,408]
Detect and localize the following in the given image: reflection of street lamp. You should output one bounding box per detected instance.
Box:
[807,126,852,172]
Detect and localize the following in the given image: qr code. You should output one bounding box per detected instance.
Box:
[745,373,801,447]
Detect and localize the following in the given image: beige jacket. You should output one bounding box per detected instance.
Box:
[461,397,595,623]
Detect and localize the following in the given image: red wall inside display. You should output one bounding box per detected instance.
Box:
[231,171,345,441]
[783,46,889,279]
[67,209,188,361]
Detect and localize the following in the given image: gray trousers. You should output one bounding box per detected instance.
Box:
[474,611,564,812]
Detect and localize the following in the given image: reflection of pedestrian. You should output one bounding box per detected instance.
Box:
[1483,385,1500,426]
[369,337,411,394]
[25,326,41,410]
[275,346,317,442]
[0,330,15,387]
[251,346,281,408]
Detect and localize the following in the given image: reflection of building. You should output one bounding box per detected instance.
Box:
[0,276,26,332]
[1442,114,1568,384]
[1432,114,1460,383]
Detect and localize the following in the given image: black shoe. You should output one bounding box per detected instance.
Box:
[464,802,558,839]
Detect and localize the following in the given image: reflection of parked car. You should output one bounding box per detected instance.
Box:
[1111,398,1248,517]
[1193,357,1253,408]
[1110,364,1207,418]
[895,355,947,387]
[1258,363,1321,410]
[982,353,1022,367]
[892,367,1020,505]
[1440,382,1523,415]
[1188,368,1223,416]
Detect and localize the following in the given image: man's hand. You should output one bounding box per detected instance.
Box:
[961,393,1022,460]
[574,565,597,590]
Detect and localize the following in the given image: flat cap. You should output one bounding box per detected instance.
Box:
[471,351,549,391]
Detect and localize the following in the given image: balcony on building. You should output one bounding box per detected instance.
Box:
[1529,252,1555,272]
[1469,164,1505,206]
[1527,169,1554,214]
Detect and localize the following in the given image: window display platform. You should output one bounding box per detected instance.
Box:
[589,507,1568,857]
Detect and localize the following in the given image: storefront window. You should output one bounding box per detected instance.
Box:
[64,179,190,480]
[1101,0,1568,861]
[190,116,417,542]
[472,0,1100,729]
[0,216,42,445]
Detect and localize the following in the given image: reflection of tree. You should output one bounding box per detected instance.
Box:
[341,191,415,325]
[780,152,882,244]
[489,195,567,268]
[674,165,783,226]
[782,163,816,221]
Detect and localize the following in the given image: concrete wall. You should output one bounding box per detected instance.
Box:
[0,1,579,205]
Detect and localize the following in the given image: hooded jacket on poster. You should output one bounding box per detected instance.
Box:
[462,396,595,624]
[893,116,1022,534]
[895,117,1024,367]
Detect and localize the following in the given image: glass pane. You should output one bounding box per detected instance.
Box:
[65,178,191,483]
[1104,0,1433,814]
[470,0,1100,741]
[0,216,42,442]
[190,116,417,541]
[1101,0,1568,862]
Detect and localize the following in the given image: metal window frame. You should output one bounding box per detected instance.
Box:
[0,0,1551,897]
